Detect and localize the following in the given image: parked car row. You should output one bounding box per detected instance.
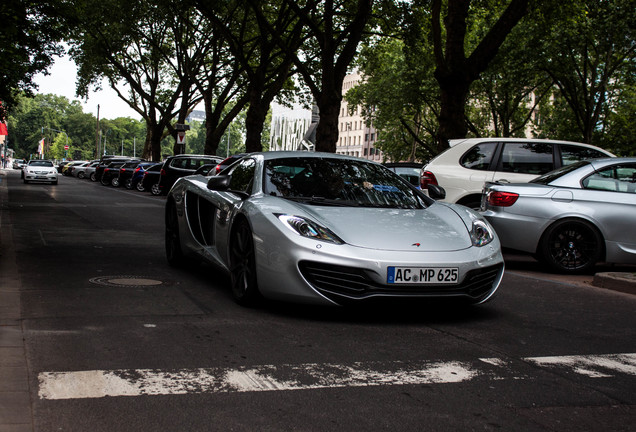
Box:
[62,154,226,196]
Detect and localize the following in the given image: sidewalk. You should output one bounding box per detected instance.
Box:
[0,167,33,432]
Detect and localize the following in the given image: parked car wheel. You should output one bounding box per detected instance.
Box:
[539,218,603,274]
[111,177,120,187]
[136,182,146,192]
[90,172,97,181]
[229,219,260,306]
[151,184,162,196]
[125,179,133,189]
[165,201,185,267]
[100,176,110,186]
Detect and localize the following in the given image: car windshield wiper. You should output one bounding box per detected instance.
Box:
[283,196,359,207]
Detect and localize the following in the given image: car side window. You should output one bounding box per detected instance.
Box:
[560,144,608,166]
[499,142,554,174]
[171,159,188,169]
[460,143,497,170]
[582,164,636,193]
[228,159,256,194]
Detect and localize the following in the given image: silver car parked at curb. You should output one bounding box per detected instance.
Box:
[165,152,504,307]
[480,157,636,274]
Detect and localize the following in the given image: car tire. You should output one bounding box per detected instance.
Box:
[52,180,58,185]
[111,177,120,187]
[136,182,146,192]
[229,219,261,306]
[78,172,85,179]
[125,179,133,189]
[100,176,110,186]
[151,184,162,196]
[165,201,185,267]
[538,218,603,274]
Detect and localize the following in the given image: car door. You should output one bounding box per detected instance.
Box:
[577,163,636,263]
[203,158,258,266]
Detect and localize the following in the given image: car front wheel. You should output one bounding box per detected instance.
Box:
[111,177,120,187]
[165,201,185,267]
[151,184,162,195]
[229,219,260,306]
[539,219,603,274]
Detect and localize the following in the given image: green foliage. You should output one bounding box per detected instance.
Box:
[0,0,64,114]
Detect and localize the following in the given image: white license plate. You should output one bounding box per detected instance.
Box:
[387,267,459,284]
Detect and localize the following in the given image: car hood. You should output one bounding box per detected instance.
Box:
[284,201,472,252]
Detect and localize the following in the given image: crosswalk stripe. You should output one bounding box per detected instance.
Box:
[38,353,636,401]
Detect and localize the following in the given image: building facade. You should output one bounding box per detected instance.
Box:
[270,72,383,161]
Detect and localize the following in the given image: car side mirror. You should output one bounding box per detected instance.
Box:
[427,184,446,200]
[207,175,231,191]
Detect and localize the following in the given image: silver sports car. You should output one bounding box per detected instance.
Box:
[480,157,636,273]
[165,152,504,306]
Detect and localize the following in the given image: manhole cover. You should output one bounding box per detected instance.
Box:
[89,276,164,288]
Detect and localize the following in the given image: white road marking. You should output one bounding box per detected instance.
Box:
[525,353,636,378]
[39,360,482,400]
[38,353,636,401]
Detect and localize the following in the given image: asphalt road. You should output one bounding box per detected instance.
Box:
[1,167,635,432]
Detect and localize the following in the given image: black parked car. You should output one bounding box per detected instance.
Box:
[111,160,147,188]
[139,162,164,192]
[153,154,223,195]
[129,162,160,190]
[94,156,136,182]
[100,161,132,186]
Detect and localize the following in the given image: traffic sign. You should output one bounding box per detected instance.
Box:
[64,145,69,150]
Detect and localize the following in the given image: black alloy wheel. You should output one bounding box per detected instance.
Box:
[165,201,185,267]
[539,219,603,274]
[229,219,260,306]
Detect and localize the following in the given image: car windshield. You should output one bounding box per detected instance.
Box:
[263,157,428,209]
[29,160,54,167]
[530,161,590,184]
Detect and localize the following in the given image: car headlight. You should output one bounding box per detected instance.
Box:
[276,214,344,244]
[470,219,494,247]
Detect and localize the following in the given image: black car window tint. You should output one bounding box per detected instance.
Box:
[500,142,554,174]
[460,143,497,170]
[172,158,187,169]
[229,159,256,193]
[560,144,608,166]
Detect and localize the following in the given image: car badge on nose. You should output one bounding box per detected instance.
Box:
[412,243,421,247]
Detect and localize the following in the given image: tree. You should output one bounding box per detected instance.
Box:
[539,0,636,145]
[0,0,63,116]
[67,0,208,160]
[431,0,530,150]
[197,0,301,153]
[283,0,375,153]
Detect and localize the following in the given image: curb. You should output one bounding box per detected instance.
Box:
[592,272,636,296]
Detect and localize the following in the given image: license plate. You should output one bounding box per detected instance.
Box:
[387,267,459,284]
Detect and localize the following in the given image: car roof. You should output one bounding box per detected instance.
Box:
[248,151,382,164]
[448,137,614,153]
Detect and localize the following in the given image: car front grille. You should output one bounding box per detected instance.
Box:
[298,261,503,304]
